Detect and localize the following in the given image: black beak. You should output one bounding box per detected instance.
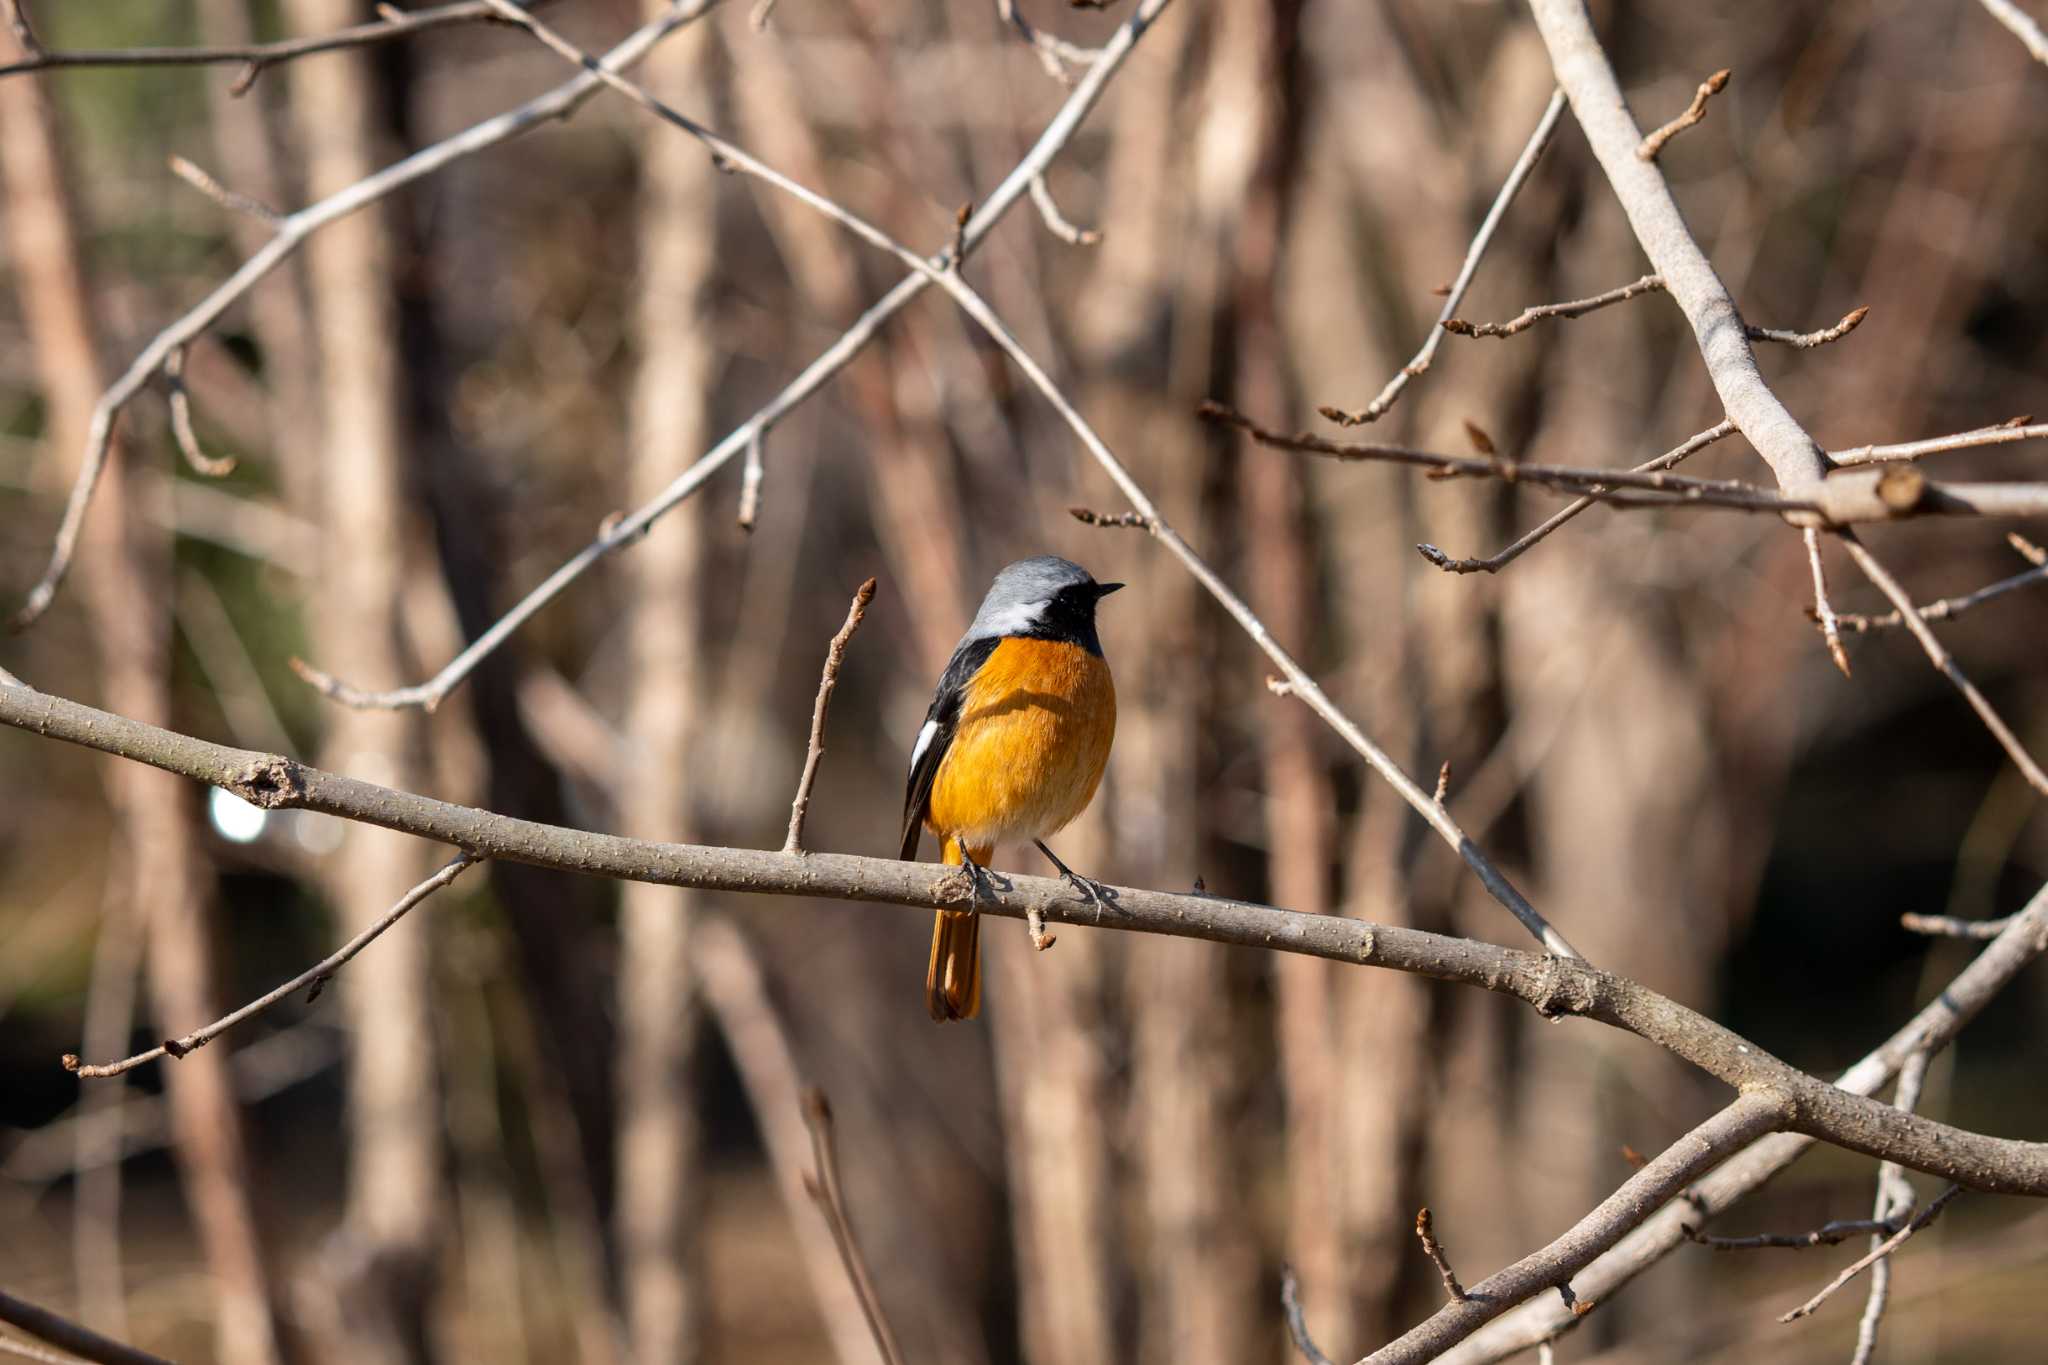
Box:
[1094,581,1125,597]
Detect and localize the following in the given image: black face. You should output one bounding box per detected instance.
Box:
[1029,579,1123,656]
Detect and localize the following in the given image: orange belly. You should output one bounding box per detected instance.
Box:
[926,636,1116,854]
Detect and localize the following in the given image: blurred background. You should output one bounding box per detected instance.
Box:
[3,1,2047,1362]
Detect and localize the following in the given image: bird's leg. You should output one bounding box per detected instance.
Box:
[1035,839,1115,907]
[955,846,998,904]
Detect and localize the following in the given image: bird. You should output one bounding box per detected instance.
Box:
[900,556,1121,1021]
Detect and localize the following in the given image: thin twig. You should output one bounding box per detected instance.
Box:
[1777,1184,1961,1323]
[1749,305,1868,349]
[1841,534,2048,797]
[284,0,1170,709]
[1210,402,1810,514]
[1852,1050,1930,1364]
[1683,1216,1900,1251]
[1068,505,1152,528]
[1281,1264,1337,1365]
[0,0,540,82]
[994,0,1106,82]
[800,1089,907,1365]
[1636,68,1730,161]
[1321,89,1566,426]
[784,578,876,854]
[1028,172,1100,244]
[1823,559,2048,633]
[1899,912,2015,939]
[1804,527,1850,677]
[167,154,283,226]
[0,1290,173,1365]
[1417,1208,1472,1301]
[1978,0,2048,66]
[64,855,477,1078]
[1442,273,1665,338]
[1831,417,2046,466]
[163,347,237,478]
[1419,420,1737,574]
[8,0,716,633]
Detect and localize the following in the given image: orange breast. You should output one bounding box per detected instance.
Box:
[926,637,1116,854]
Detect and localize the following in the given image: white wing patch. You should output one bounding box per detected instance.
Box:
[909,719,939,775]
[975,597,1049,638]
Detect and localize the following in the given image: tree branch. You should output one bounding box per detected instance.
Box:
[64,855,477,1078]
[7,683,2048,1199]
[1528,0,1830,499]
[784,578,876,854]
[285,0,1174,711]
[1320,89,1567,427]
[8,0,718,633]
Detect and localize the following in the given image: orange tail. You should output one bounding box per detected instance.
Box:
[926,839,990,1021]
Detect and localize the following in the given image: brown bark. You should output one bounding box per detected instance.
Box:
[284,3,441,1357]
[0,34,287,1365]
[615,7,719,1362]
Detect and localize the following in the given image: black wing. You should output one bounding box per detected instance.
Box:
[899,635,1000,860]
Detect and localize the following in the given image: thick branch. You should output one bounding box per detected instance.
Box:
[1528,0,1831,498]
[8,683,2048,1197]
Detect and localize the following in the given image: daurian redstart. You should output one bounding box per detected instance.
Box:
[899,556,1121,1021]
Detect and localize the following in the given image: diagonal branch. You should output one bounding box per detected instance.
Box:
[8,684,2048,1199]
[1528,0,1830,499]
[8,0,719,633]
[0,1290,172,1365]
[64,854,478,1079]
[1320,89,1567,427]
[1978,0,2048,67]
[1421,876,2048,1363]
[287,0,1173,711]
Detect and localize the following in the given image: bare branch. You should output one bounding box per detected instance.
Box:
[64,855,477,1079]
[800,1090,907,1365]
[1803,527,1851,676]
[1442,274,1666,339]
[1831,417,2047,466]
[1429,880,2048,1363]
[0,1289,173,1365]
[1852,1050,1930,1364]
[167,154,282,226]
[1069,505,1152,528]
[8,0,718,632]
[1416,1208,1471,1302]
[286,0,1172,710]
[1636,68,1730,161]
[1900,911,2015,939]
[1978,0,2048,66]
[1531,0,1828,498]
[1029,172,1101,245]
[1841,533,2048,796]
[13,688,2048,1197]
[163,347,237,478]
[1282,1265,1337,1365]
[994,0,1106,82]
[1825,557,2048,634]
[1777,1185,1962,1324]
[0,0,538,83]
[1749,304,1869,349]
[1419,420,1737,574]
[1320,89,1566,426]
[1363,1095,1788,1364]
[784,578,876,854]
[1682,1216,1900,1251]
